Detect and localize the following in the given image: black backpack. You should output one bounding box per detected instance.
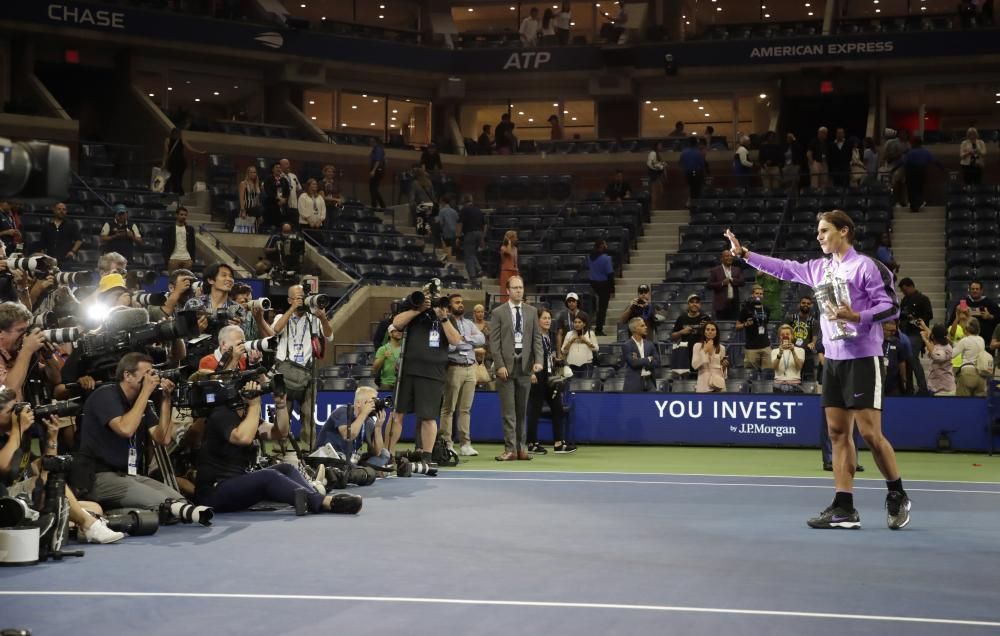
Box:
[431,438,459,467]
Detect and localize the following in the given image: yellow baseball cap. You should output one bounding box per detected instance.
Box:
[97,273,128,295]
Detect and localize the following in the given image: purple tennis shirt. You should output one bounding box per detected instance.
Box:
[745,247,899,360]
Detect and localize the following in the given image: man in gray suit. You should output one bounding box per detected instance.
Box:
[489,276,544,461]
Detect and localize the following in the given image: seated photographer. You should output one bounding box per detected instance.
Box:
[231,283,274,340]
[195,380,361,515]
[771,324,805,392]
[199,325,260,372]
[79,352,214,526]
[618,284,661,332]
[316,386,391,474]
[0,389,124,543]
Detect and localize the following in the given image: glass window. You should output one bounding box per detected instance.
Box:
[136,69,265,126]
[887,84,1000,141]
[338,91,385,138]
[460,101,511,142]
[641,96,736,140]
[681,0,826,38]
[387,97,431,145]
[303,89,334,130]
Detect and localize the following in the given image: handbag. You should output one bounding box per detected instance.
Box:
[151,166,170,193]
[709,374,726,392]
[275,358,312,393]
[475,361,492,385]
[233,215,255,234]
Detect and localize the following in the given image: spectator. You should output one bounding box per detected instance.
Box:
[949,303,972,374]
[827,128,852,188]
[646,141,668,208]
[862,137,879,185]
[948,280,1000,342]
[540,8,557,44]
[498,230,520,303]
[758,131,783,190]
[548,114,563,140]
[555,292,583,352]
[0,201,19,256]
[457,194,485,279]
[756,271,785,323]
[298,178,326,229]
[618,283,660,332]
[439,293,485,457]
[600,0,628,42]
[772,324,805,392]
[882,128,910,209]
[670,293,712,373]
[623,316,658,392]
[881,321,909,396]
[99,204,143,261]
[897,135,943,213]
[519,7,541,46]
[692,320,727,392]
[279,159,303,222]
[409,167,437,237]
[97,251,127,277]
[561,311,598,377]
[954,317,987,397]
[807,126,829,189]
[587,239,615,336]
[960,127,987,185]
[732,136,754,188]
[526,308,573,453]
[679,137,706,203]
[495,113,516,155]
[436,196,459,261]
[875,232,899,274]
[38,202,81,263]
[604,169,632,201]
[782,132,804,194]
[898,277,932,394]
[669,121,686,138]
[784,295,819,381]
[707,250,744,320]
[238,166,262,231]
[368,137,386,209]
[736,283,772,372]
[477,125,493,155]
[420,142,443,174]
[262,162,290,231]
[554,2,572,45]
[320,164,344,209]
[373,325,405,454]
[472,303,492,375]
[161,127,205,195]
[162,206,195,271]
[922,323,956,396]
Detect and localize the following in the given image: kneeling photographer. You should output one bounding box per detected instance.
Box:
[194,374,361,515]
[77,352,214,527]
[0,389,124,544]
[314,386,406,484]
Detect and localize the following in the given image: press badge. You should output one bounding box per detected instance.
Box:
[429,324,441,348]
[294,342,305,364]
[127,447,138,476]
[758,326,766,335]
[795,338,804,347]
[514,332,524,346]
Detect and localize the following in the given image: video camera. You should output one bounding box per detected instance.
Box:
[0,138,70,201]
[393,278,448,315]
[175,367,285,415]
[57,309,200,366]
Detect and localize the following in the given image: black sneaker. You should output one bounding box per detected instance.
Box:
[807,504,861,529]
[529,443,547,455]
[885,492,912,530]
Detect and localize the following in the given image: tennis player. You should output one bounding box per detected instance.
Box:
[725,210,911,530]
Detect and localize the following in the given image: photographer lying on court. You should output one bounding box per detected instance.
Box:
[0,389,124,543]
[194,376,362,515]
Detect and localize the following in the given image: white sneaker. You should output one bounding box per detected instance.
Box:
[459,443,479,456]
[83,518,125,544]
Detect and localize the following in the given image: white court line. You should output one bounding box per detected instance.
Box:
[440,476,1000,495]
[2,591,998,629]
[448,469,1000,485]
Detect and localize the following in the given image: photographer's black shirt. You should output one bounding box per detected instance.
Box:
[738,302,771,349]
[80,384,158,473]
[401,312,449,382]
[195,405,257,497]
[673,312,710,350]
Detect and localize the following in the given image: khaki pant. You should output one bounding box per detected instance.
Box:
[809,161,828,189]
[956,366,986,397]
[440,363,477,445]
[167,259,193,272]
[744,347,773,370]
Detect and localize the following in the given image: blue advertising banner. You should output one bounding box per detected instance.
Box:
[8,2,1000,75]
[279,391,992,452]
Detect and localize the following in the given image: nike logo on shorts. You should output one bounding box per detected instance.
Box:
[853,393,864,398]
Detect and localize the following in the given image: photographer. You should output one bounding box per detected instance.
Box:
[272,284,333,451]
[199,325,259,372]
[79,352,213,525]
[184,263,241,338]
[898,278,932,395]
[231,283,275,340]
[560,312,598,378]
[156,268,197,319]
[0,302,48,399]
[195,380,361,515]
[617,283,660,332]
[391,288,462,462]
[316,386,390,474]
[771,324,805,392]
[97,252,128,278]
[262,223,295,274]
[0,389,124,543]
[736,284,772,372]
[99,205,144,261]
[670,294,711,373]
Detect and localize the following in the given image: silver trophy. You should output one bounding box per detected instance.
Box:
[814,265,858,340]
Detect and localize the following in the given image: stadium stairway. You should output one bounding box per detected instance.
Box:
[891,205,947,323]
[607,209,688,322]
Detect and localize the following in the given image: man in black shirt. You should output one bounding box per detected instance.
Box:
[736,284,772,372]
[898,277,932,394]
[604,170,632,202]
[555,292,583,352]
[420,142,443,174]
[99,204,144,261]
[457,194,485,280]
[495,114,515,155]
[807,126,829,189]
[38,202,82,264]
[948,280,1000,345]
[670,293,711,372]
[784,295,819,381]
[391,296,462,462]
[827,128,853,187]
[477,125,493,155]
[80,352,213,525]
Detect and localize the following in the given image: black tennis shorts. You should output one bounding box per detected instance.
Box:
[396,374,445,420]
[822,356,885,410]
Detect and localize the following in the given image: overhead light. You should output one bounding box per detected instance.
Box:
[321,16,326,20]
[351,105,358,109]
[645,100,651,104]
[195,98,201,102]
[167,87,173,91]
[300,3,306,7]
[659,114,665,119]
[528,118,534,122]
[341,123,347,126]
[652,107,658,111]
[378,15,384,19]
[692,98,699,102]
[362,93,367,97]
[563,110,568,114]
[764,13,770,17]
[148,93,155,97]
[717,6,722,10]
[391,116,397,121]
[213,91,220,96]
[233,85,239,89]
[392,109,398,113]
[405,99,411,102]
[698,105,704,110]
[373,99,379,103]
[380,4,385,8]
[571,116,577,121]
[553,103,559,107]
[370,122,376,126]
[510,6,516,10]
[311,116,317,120]
[309,100,315,105]
[185,80,191,84]
[518,111,524,115]
[704,113,710,117]
[467,7,474,11]
[759,93,767,99]
[570,21,576,25]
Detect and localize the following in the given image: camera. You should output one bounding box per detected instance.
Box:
[13,399,81,419]
[245,336,277,353]
[7,255,57,276]
[31,312,58,330]
[78,309,200,360]
[247,297,270,312]
[134,292,168,307]
[204,304,247,333]
[0,138,70,200]
[41,327,81,344]
[176,368,285,414]
[371,395,393,414]
[54,270,95,286]
[397,278,447,313]
[302,294,330,312]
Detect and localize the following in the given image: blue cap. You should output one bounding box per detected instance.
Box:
[113,203,128,214]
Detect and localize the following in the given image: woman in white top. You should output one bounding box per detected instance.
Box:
[554,2,572,45]
[771,324,805,392]
[561,312,599,376]
[540,8,557,45]
[959,127,987,186]
[691,320,728,393]
[298,178,326,229]
[954,317,987,397]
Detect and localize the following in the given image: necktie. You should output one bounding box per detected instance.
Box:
[514,306,522,333]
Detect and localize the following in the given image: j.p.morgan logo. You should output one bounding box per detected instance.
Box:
[254,32,284,49]
[654,398,802,438]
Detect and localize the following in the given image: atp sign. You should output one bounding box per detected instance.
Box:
[502,51,552,70]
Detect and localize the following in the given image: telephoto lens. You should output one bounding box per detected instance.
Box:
[304,294,330,311]
[133,292,168,307]
[30,312,57,329]
[247,297,271,312]
[244,336,276,352]
[54,270,96,286]
[40,327,81,344]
